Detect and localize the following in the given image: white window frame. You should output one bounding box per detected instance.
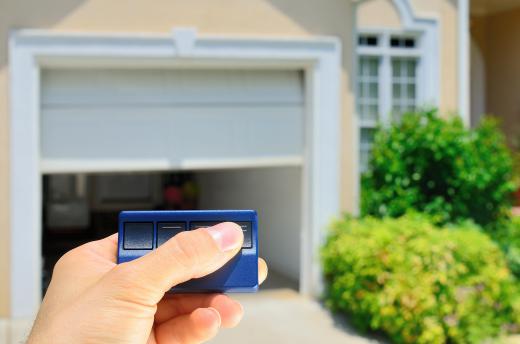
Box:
[357,30,424,127]
[354,0,440,172]
[9,29,341,318]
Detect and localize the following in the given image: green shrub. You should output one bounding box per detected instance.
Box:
[493,217,520,278]
[361,110,517,228]
[515,152,520,179]
[322,215,520,344]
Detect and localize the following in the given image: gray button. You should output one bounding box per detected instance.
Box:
[190,221,252,248]
[124,222,153,250]
[157,222,186,246]
[190,221,220,231]
[236,222,252,248]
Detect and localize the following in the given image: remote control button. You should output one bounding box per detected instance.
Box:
[190,221,252,249]
[236,222,253,248]
[190,221,219,231]
[157,222,186,246]
[123,222,153,250]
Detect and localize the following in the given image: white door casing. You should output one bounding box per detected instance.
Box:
[9,29,342,318]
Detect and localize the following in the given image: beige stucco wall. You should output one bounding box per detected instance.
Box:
[356,0,460,115]
[0,0,356,317]
[410,0,459,114]
[358,0,403,29]
[471,8,520,144]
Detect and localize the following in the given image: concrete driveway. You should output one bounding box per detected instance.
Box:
[209,289,384,344]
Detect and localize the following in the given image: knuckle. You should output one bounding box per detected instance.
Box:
[110,263,138,284]
[105,264,155,304]
[107,263,142,293]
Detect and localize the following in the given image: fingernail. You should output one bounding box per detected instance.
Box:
[205,222,243,252]
[205,307,222,328]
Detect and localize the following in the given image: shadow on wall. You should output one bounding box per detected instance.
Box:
[0,0,88,68]
[265,0,354,89]
[3,0,352,70]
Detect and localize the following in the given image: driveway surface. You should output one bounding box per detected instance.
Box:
[209,289,384,344]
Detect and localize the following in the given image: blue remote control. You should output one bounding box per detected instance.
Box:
[117,210,258,293]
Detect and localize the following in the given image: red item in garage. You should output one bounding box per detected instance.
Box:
[164,186,183,209]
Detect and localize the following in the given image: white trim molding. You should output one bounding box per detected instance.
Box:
[9,29,341,318]
[458,0,470,126]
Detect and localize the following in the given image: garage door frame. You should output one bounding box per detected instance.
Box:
[9,29,342,318]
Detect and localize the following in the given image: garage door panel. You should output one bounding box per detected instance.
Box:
[41,107,303,169]
[41,69,304,172]
[42,69,304,107]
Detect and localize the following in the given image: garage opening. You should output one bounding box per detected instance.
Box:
[41,168,301,295]
[10,32,342,318]
[40,66,305,296]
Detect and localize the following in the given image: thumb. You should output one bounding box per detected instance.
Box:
[109,222,243,302]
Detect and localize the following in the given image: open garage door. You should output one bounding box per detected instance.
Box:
[39,67,305,293]
[40,68,304,173]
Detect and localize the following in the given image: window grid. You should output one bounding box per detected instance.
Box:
[357,33,420,173]
[357,57,380,123]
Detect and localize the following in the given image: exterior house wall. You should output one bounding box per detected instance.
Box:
[356,0,460,115]
[357,0,403,29]
[471,8,520,144]
[409,0,459,115]
[0,0,355,317]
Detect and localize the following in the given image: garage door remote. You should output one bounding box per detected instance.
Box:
[117,210,258,293]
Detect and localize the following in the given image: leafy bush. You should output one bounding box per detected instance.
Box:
[361,110,517,228]
[493,217,520,278]
[515,152,520,178]
[322,215,520,344]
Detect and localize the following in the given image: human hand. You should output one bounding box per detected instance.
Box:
[27,222,268,344]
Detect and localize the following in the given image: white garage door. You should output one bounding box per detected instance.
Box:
[40,68,304,173]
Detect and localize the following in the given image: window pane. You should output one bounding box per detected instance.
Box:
[407,61,416,77]
[368,83,378,98]
[405,38,416,48]
[407,83,416,99]
[393,83,401,99]
[360,128,376,172]
[390,36,416,49]
[360,149,370,173]
[358,82,364,97]
[367,36,378,46]
[359,35,379,47]
[361,128,375,145]
[391,58,417,121]
[358,56,380,122]
[368,105,378,119]
[392,60,400,77]
[368,59,378,77]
